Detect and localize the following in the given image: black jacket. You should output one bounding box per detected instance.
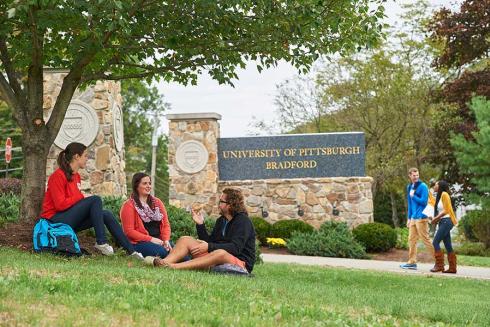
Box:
[196,212,256,272]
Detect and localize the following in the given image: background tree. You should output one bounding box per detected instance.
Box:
[0,0,386,221]
[451,97,490,208]
[428,0,490,191]
[121,80,169,202]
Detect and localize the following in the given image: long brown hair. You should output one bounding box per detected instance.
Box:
[57,142,87,181]
[222,188,247,216]
[131,172,155,210]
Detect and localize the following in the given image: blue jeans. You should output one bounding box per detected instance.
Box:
[133,241,170,258]
[432,218,454,252]
[50,196,135,254]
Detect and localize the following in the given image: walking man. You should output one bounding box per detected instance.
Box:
[400,168,435,270]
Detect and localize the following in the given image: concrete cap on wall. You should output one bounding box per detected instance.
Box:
[166,112,222,121]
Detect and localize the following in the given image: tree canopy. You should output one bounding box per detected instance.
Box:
[0,0,386,221]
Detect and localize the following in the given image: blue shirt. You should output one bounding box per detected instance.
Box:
[407,181,429,219]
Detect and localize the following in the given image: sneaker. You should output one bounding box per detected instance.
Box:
[144,256,157,266]
[94,243,114,256]
[400,263,417,270]
[129,251,144,260]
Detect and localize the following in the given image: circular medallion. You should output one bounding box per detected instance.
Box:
[175,140,209,174]
[112,103,124,152]
[54,100,99,149]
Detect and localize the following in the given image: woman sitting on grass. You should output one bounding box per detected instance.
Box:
[120,172,172,258]
[40,142,143,259]
[430,180,458,274]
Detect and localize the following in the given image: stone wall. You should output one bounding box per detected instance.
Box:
[43,69,127,196]
[219,177,373,228]
[167,113,221,214]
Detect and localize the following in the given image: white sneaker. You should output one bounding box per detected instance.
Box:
[94,243,114,256]
[130,252,144,260]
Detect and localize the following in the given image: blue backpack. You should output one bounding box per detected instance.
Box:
[33,219,81,256]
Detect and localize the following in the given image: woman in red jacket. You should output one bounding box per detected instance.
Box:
[120,172,172,258]
[41,142,142,259]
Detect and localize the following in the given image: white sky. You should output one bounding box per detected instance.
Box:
[158,0,462,137]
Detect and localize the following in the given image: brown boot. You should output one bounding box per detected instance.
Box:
[430,250,445,272]
[443,252,457,274]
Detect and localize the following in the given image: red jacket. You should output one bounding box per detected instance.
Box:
[120,198,171,244]
[41,168,84,219]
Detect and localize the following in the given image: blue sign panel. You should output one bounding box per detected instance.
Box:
[218,132,365,181]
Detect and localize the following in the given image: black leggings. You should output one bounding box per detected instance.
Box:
[50,196,134,254]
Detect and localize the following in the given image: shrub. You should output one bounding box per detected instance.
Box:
[166,205,216,242]
[395,228,409,250]
[287,221,367,259]
[270,219,314,240]
[353,223,397,253]
[0,193,20,226]
[251,216,271,245]
[455,242,490,257]
[102,196,125,222]
[471,211,490,249]
[0,178,22,195]
[459,211,480,242]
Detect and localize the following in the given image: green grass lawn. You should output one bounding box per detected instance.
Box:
[458,255,490,268]
[1,247,489,326]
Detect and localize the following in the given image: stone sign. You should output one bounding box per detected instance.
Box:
[54,100,99,148]
[218,132,365,181]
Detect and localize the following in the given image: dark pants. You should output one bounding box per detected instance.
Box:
[133,241,170,258]
[50,196,134,254]
[432,217,454,252]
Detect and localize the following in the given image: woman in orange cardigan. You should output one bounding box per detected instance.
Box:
[120,172,171,258]
[430,180,458,273]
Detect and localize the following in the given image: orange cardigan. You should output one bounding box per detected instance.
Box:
[120,198,171,244]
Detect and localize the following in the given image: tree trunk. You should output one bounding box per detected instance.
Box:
[389,191,399,228]
[19,136,50,222]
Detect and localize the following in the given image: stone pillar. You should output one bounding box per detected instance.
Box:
[167,113,221,215]
[43,69,127,196]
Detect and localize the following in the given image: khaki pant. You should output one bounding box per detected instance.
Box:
[408,219,434,264]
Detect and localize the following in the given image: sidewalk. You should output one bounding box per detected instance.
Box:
[261,253,490,280]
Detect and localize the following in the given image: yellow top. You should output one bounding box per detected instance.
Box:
[428,190,436,206]
[439,192,457,226]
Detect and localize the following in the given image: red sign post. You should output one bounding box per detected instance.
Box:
[5,137,12,164]
[5,137,12,178]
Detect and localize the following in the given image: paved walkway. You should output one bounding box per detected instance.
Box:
[262,253,490,280]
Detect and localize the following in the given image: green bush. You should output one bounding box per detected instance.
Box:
[353,223,397,253]
[459,211,480,242]
[251,216,271,245]
[287,221,367,259]
[102,196,125,222]
[471,210,490,249]
[166,205,216,242]
[270,219,314,240]
[395,228,409,250]
[0,194,20,226]
[455,242,490,257]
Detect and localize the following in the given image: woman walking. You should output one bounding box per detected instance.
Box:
[430,180,458,273]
